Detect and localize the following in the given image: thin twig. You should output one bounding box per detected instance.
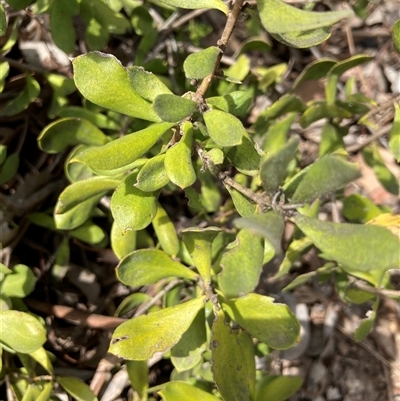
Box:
[346,124,392,153]
[349,280,400,299]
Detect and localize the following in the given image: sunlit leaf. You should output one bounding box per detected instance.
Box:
[183,46,221,79]
[136,153,169,192]
[388,103,400,162]
[255,375,303,401]
[57,377,97,401]
[159,381,220,401]
[158,0,228,14]
[154,94,197,122]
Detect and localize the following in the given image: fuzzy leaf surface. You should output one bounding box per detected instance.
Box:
[183,46,221,79]
[154,94,197,122]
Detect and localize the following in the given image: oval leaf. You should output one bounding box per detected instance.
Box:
[183,46,221,79]
[206,91,252,117]
[255,375,303,401]
[111,221,137,260]
[136,153,169,192]
[71,122,173,175]
[159,381,220,401]
[0,264,35,298]
[291,155,360,203]
[116,249,197,287]
[204,109,244,147]
[111,172,158,232]
[223,293,300,349]
[109,296,206,360]
[57,377,97,401]
[164,122,196,189]
[157,0,228,14]
[0,310,46,353]
[72,52,160,121]
[154,94,197,122]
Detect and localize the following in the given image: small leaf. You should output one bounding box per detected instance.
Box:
[299,101,352,128]
[0,4,6,39]
[164,121,196,189]
[260,136,299,196]
[218,229,264,298]
[0,153,19,185]
[388,103,400,162]
[204,109,245,147]
[210,309,255,401]
[29,347,53,374]
[158,0,228,14]
[255,375,303,401]
[180,227,222,283]
[136,153,169,192]
[116,249,197,287]
[262,94,306,120]
[0,264,35,298]
[171,309,207,372]
[326,55,373,104]
[0,311,46,353]
[58,107,120,130]
[223,293,300,349]
[159,381,220,401]
[184,46,221,79]
[57,377,97,401]
[294,214,400,281]
[72,52,160,121]
[234,211,284,255]
[128,66,172,101]
[70,221,105,245]
[270,28,332,49]
[55,177,120,214]
[111,221,137,260]
[226,186,256,217]
[354,300,379,342]
[291,154,361,203]
[0,61,10,92]
[154,94,197,122]
[152,203,180,257]
[291,59,337,91]
[206,91,252,117]
[126,360,148,399]
[0,74,40,117]
[71,122,173,175]
[111,172,158,232]
[393,19,400,54]
[109,296,206,360]
[342,194,382,223]
[319,121,346,157]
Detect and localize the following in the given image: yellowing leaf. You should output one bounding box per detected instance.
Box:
[109,297,206,360]
[367,213,400,239]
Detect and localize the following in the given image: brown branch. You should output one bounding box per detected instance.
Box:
[195,0,245,98]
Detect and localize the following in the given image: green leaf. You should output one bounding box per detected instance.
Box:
[226,186,257,217]
[171,309,207,372]
[299,101,352,128]
[71,122,173,175]
[154,94,197,122]
[291,59,336,91]
[180,227,222,283]
[363,145,399,196]
[204,109,245,147]
[72,52,160,121]
[254,63,287,90]
[0,264,35,298]
[58,107,120,130]
[116,249,197,287]
[0,153,19,185]
[260,136,299,196]
[136,153,169,192]
[0,61,10,92]
[354,300,379,342]
[0,4,6,37]
[159,381,220,401]
[49,0,78,53]
[262,94,306,121]
[55,177,120,214]
[342,194,382,223]
[234,211,284,255]
[4,0,33,10]
[109,296,206,360]
[218,229,264,298]
[210,309,255,401]
[38,118,108,154]
[70,221,105,245]
[0,74,40,117]
[389,103,400,162]
[291,154,361,203]
[183,46,221,79]
[164,121,196,189]
[319,121,346,157]
[158,0,228,14]
[393,19,400,54]
[126,360,148,399]
[257,0,352,46]
[127,66,172,101]
[255,375,303,401]
[226,133,262,176]
[326,55,373,104]
[206,91,252,117]
[29,347,53,374]
[0,311,46,353]
[111,172,158,232]
[223,293,300,349]
[91,0,130,34]
[294,214,400,281]
[152,203,180,257]
[110,221,137,260]
[270,28,332,49]
[57,377,97,401]
[36,382,53,401]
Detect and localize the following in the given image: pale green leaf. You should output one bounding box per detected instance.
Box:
[218,229,264,298]
[109,296,206,360]
[291,59,336,91]
[0,61,10,92]
[255,375,303,401]
[159,381,220,401]
[206,91,252,117]
[116,248,197,287]
[0,311,46,353]
[57,377,97,401]
[204,109,245,147]
[388,103,400,162]
[158,0,228,14]
[72,52,160,121]
[342,194,382,224]
[136,153,169,192]
[0,264,35,298]
[223,293,300,349]
[58,107,120,130]
[183,46,221,79]
[111,221,137,260]
[70,221,105,245]
[354,300,379,342]
[299,101,352,128]
[29,347,53,374]
[154,94,197,122]
[262,94,306,120]
[71,122,173,175]
[111,172,158,232]
[164,121,196,188]
[291,154,361,203]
